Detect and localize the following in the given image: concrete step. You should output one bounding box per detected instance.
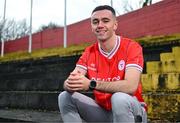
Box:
[146,60,180,73]
[0,70,69,80]
[0,77,65,91]
[161,60,180,73]
[0,55,78,74]
[141,73,180,91]
[160,52,174,62]
[146,61,161,74]
[172,46,180,61]
[160,46,180,63]
[0,91,94,111]
[0,91,59,111]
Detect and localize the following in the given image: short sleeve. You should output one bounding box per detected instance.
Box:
[76,48,90,71]
[126,41,144,72]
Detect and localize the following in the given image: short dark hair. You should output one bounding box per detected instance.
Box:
[92,5,116,16]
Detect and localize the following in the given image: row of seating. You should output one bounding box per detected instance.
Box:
[141,46,180,121]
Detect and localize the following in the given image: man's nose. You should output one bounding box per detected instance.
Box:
[97,21,104,28]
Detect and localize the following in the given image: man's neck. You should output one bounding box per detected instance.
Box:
[99,35,117,53]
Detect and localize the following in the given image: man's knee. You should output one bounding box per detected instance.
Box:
[58,91,72,108]
[111,92,132,109]
[58,91,69,101]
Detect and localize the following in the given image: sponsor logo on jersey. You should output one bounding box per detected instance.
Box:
[87,63,97,71]
[91,76,121,81]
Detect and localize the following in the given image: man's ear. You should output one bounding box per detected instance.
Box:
[114,20,118,31]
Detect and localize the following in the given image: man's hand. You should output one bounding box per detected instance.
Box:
[64,71,90,92]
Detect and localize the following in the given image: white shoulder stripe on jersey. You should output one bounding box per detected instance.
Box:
[126,64,143,72]
[76,64,87,71]
[126,67,142,72]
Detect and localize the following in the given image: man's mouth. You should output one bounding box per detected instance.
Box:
[96,30,106,34]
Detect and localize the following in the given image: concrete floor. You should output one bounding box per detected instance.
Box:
[0,109,62,123]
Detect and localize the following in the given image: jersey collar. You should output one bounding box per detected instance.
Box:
[98,36,121,59]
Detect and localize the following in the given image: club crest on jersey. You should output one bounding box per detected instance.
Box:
[118,60,125,71]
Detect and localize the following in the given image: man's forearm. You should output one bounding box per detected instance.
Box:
[95,80,137,95]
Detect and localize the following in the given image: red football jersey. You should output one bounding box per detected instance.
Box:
[77,36,145,110]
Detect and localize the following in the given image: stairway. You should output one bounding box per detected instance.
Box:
[0,56,79,122]
[141,46,180,122]
[0,46,179,122]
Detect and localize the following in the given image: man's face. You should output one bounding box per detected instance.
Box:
[91,10,117,41]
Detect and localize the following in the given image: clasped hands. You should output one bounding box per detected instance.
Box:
[64,71,90,92]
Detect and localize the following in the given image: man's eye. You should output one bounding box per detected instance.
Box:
[103,20,109,23]
[93,21,98,25]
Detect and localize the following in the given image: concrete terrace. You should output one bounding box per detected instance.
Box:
[0,36,180,122]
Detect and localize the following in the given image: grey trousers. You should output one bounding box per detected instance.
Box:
[58,91,147,123]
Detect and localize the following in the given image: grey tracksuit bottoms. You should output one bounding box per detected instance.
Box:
[58,91,147,123]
